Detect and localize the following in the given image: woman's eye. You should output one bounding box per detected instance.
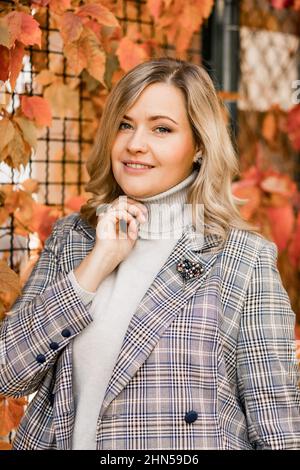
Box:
[155,126,171,134]
[119,122,131,130]
[118,122,171,134]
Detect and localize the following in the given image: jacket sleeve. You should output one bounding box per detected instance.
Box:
[236,239,300,450]
[0,216,94,398]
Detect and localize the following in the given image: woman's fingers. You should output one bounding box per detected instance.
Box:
[116,196,148,219]
[98,208,139,239]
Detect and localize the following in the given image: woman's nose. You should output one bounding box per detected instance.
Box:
[126,128,148,153]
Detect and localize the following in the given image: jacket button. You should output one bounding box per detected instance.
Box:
[185,410,198,424]
[61,328,71,338]
[36,353,46,364]
[49,341,59,350]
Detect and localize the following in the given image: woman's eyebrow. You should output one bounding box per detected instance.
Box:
[123,114,178,125]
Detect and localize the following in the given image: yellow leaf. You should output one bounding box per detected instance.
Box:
[14,116,38,151]
[63,41,87,76]
[0,118,15,154]
[44,82,79,118]
[1,124,31,170]
[81,28,106,84]
[21,178,39,194]
[35,69,56,86]
[0,17,11,48]
[0,261,21,310]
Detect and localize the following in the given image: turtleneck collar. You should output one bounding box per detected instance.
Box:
[127,169,199,240]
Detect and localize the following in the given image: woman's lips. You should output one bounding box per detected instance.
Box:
[122,162,154,173]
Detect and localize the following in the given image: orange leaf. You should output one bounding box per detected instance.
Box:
[21,178,39,194]
[76,3,120,28]
[218,90,240,102]
[5,11,41,48]
[65,195,87,212]
[47,0,72,15]
[116,37,148,72]
[232,181,261,220]
[260,171,297,198]
[60,11,83,43]
[82,29,106,84]
[0,441,12,450]
[147,0,164,21]
[262,112,277,142]
[30,205,60,243]
[0,395,27,436]
[266,205,295,252]
[21,95,52,127]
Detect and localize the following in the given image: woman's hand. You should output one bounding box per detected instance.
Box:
[95,196,148,268]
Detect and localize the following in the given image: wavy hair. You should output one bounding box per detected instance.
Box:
[80,56,261,248]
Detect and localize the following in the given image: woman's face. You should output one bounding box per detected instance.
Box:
[111,82,197,198]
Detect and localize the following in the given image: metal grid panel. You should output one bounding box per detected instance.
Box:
[0,0,204,273]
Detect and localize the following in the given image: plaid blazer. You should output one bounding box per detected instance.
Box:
[0,212,299,450]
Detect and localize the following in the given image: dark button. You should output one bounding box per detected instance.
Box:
[36,353,46,364]
[49,392,55,406]
[184,410,198,424]
[49,341,59,350]
[61,328,71,338]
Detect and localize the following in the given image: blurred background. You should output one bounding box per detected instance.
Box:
[0,0,299,448]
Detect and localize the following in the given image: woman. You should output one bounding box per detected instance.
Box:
[0,57,299,450]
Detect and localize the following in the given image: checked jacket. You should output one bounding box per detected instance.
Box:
[0,212,299,450]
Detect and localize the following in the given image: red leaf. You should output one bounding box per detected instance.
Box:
[286,104,300,151]
[270,0,294,8]
[288,212,300,268]
[0,45,9,82]
[21,96,52,127]
[9,40,25,91]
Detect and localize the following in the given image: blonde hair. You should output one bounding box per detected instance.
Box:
[80,56,261,248]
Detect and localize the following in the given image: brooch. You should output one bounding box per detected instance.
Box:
[176,258,204,280]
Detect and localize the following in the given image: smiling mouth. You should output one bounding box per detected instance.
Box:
[123,162,155,170]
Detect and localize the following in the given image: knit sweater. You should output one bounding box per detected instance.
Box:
[68,169,199,450]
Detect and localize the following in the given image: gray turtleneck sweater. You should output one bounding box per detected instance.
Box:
[68,169,198,450]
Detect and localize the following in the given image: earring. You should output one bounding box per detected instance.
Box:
[193,150,203,165]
